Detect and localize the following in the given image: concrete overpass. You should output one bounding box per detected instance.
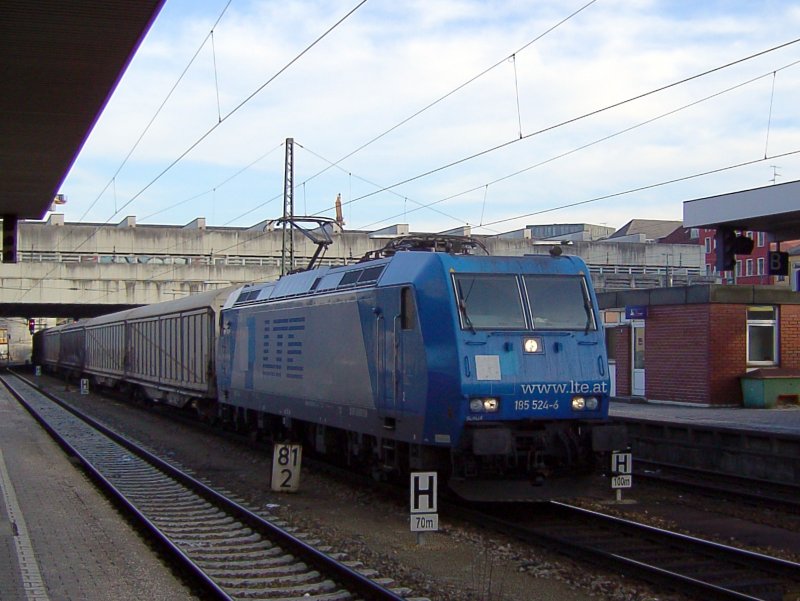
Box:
[0,215,707,321]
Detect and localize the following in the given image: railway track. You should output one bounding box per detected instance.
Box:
[1,372,419,601]
[633,458,800,513]
[15,370,800,601]
[475,501,800,601]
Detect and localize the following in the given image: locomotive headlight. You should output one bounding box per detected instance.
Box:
[585,396,599,410]
[482,398,499,412]
[523,337,542,354]
[469,398,500,413]
[571,396,586,410]
[469,399,484,412]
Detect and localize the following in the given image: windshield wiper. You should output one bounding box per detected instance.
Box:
[584,298,594,335]
[459,299,476,333]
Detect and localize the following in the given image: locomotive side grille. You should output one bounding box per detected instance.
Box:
[261,317,306,380]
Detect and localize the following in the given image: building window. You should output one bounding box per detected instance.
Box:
[704,237,711,253]
[706,264,713,275]
[757,257,764,275]
[757,232,765,247]
[747,306,777,366]
[735,261,742,277]
[746,259,753,276]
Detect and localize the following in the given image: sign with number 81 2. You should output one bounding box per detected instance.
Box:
[271,443,302,492]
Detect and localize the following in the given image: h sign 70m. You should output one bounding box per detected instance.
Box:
[411,513,439,532]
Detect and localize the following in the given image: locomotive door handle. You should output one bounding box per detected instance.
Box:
[374,314,384,400]
[393,315,401,407]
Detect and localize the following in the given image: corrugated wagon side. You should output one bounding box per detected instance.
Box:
[33,329,61,370]
[37,287,236,408]
[123,293,224,406]
[83,309,135,388]
[58,325,86,376]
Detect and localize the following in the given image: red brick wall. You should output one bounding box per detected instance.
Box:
[607,300,800,406]
[646,305,712,404]
[780,305,800,369]
[708,305,747,405]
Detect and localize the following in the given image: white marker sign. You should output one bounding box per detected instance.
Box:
[410,472,438,533]
[611,452,632,474]
[271,443,302,492]
[610,452,633,494]
[611,474,632,489]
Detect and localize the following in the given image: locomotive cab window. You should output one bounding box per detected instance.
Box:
[523,275,596,331]
[453,274,526,330]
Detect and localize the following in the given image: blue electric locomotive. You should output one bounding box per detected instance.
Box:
[217,235,625,499]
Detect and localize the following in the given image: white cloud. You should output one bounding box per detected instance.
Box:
[60,0,800,235]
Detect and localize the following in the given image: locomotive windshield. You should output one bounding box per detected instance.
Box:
[524,274,596,331]
[453,274,527,330]
[453,273,596,331]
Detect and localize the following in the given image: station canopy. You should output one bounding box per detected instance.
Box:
[683,179,800,242]
[0,1,165,220]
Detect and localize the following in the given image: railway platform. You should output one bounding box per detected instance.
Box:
[610,397,800,436]
[0,384,193,601]
[610,397,800,485]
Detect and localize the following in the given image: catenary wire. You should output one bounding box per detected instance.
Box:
[140,142,285,221]
[293,143,483,230]
[223,0,599,226]
[480,149,800,229]
[78,1,234,222]
[80,145,800,307]
[78,56,800,302]
[327,35,800,217]
[16,1,369,303]
[108,0,370,223]
[356,59,800,230]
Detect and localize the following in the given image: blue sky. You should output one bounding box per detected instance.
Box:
[58,0,800,235]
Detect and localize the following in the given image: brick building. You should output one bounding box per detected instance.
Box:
[598,285,800,406]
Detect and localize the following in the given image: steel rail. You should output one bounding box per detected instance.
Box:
[464,500,800,601]
[1,371,408,601]
[632,458,800,513]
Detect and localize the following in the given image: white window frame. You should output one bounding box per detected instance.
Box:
[704,237,712,253]
[757,257,764,275]
[757,232,765,247]
[746,258,753,276]
[747,306,778,366]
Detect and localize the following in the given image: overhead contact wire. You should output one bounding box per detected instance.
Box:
[19,1,368,302]
[480,149,800,228]
[222,0,601,226]
[335,36,800,215]
[356,59,800,230]
[78,0,234,222]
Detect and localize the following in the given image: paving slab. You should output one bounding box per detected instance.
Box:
[611,399,800,436]
[0,386,196,601]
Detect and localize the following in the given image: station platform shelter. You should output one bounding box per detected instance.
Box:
[599,284,800,407]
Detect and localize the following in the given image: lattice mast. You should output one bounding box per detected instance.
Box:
[281,138,294,276]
